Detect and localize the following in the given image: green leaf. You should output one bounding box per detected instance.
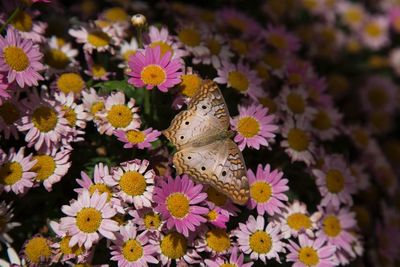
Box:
[93,79,145,104]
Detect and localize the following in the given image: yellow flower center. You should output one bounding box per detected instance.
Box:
[367,87,388,109]
[323,215,341,237]
[228,71,249,92]
[160,232,187,259]
[149,41,174,58]
[112,214,126,225]
[57,73,85,94]
[123,50,137,61]
[206,228,231,253]
[178,28,201,47]
[287,128,310,151]
[325,169,345,193]
[370,111,390,132]
[62,106,77,126]
[31,155,56,181]
[44,49,70,70]
[122,239,143,262]
[288,73,303,86]
[230,39,248,56]
[179,74,202,97]
[140,64,166,86]
[166,192,190,219]
[92,64,107,78]
[286,92,305,114]
[250,181,272,203]
[76,207,102,233]
[0,162,23,185]
[24,237,51,264]
[207,187,227,206]
[143,211,162,230]
[264,52,284,69]
[107,104,133,128]
[3,46,29,72]
[32,106,58,133]
[89,184,112,201]
[90,101,104,116]
[11,10,33,32]
[287,213,312,231]
[87,31,111,48]
[237,116,260,138]
[258,97,277,113]
[249,230,272,254]
[119,171,146,196]
[227,18,247,33]
[206,210,218,221]
[126,130,146,144]
[312,111,332,130]
[268,34,287,49]
[344,7,362,24]
[351,128,369,147]
[103,7,128,22]
[207,38,221,55]
[60,236,84,256]
[298,247,319,266]
[220,264,236,267]
[255,63,270,80]
[0,101,20,125]
[365,22,382,37]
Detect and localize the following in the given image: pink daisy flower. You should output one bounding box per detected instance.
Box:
[69,25,119,54]
[107,159,155,209]
[118,37,139,69]
[313,154,356,208]
[278,86,317,121]
[247,164,289,216]
[18,91,71,153]
[279,200,322,239]
[153,174,209,237]
[281,118,316,166]
[81,87,105,123]
[127,45,183,92]
[59,190,119,250]
[360,16,389,50]
[30,147,71,191]
[204,247,253,267]
[205,206,229,229]
[21,234,53,266]
[128,207,164,233]
[43,36,78,74]
[205,186,240,218]
[114,128,161,149]
[236,215,285,263]
[195,227,233,256]
[97,92,140,136]
[110,223,158,266]
[0,73,10,104]
[265,24,300,54]
[0,147,36,194]
[156,230,201,266]
[0,93,23,140]
[317,206,358,256]
[193,33,233,69]
[310,106,343,141]
[147,25,187,59]
[231,104,278,151]
[360,75,397,114]
[75,162,124,214]
[49,221,90,264]
[0,27,44,88]
[286,235,337,267]
[8,10,47,43]
[214,60,264,100]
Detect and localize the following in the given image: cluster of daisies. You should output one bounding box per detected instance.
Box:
[0,0,399,266]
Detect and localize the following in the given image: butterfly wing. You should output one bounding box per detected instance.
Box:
[163,80,230,150]
[173,138,249,205]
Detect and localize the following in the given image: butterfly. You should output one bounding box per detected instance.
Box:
[163,80,249,205]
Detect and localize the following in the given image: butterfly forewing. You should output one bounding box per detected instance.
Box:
[162,80,229,149]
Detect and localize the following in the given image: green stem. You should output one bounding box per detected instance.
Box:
[136,27,143,48]
[0,7,20,34]
[144,89,151,117]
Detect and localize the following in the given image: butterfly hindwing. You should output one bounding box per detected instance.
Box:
[173,138,249,205]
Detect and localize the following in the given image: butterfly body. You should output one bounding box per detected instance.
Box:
[163,80,249,205]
